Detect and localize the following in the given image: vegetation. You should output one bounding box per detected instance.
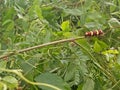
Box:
[0,0,120,90]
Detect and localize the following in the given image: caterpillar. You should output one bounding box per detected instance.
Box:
[85,30,103,37]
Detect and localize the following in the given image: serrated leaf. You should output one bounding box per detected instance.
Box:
[34,72,70,90]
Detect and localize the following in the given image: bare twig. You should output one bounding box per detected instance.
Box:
[0,36,84,59]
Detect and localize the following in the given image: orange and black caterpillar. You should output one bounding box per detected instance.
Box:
[85,30,104,37]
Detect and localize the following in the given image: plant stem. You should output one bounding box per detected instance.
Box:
[0,36,84,59]
[0,68,62,90]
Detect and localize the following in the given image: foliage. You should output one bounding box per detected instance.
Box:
[0,0,120,90]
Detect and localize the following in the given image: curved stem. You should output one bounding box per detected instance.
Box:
[0,68,62,90]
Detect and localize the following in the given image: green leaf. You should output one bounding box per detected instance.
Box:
[44,29,52,43]
[0,43,1,50]
[0,82,6,90]
[2,19,13,26]
[64,9,83,16]
[2,19,14,31]
[63,32,73,38]
[82,78,94,90]
[84,22,102,29]
[93,40,108,53]
[77,39,92,52]
[94,78,103,90]
[2,76,18,89]
[34,72,71,90]
[7,21,14,31]
[61,20,70,32]
[35,5,43,19]
[94,41,102,52]
[2,7,15,21]
[105,2,116,6]
[117,47,120,64]
[97,40,108,50]
[102,49,119,55]
[0,61,7,73]
[77,84,83,90]
[64,63,76,82]
[108,18,120,27]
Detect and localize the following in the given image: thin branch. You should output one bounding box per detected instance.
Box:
[0,36,84,59]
